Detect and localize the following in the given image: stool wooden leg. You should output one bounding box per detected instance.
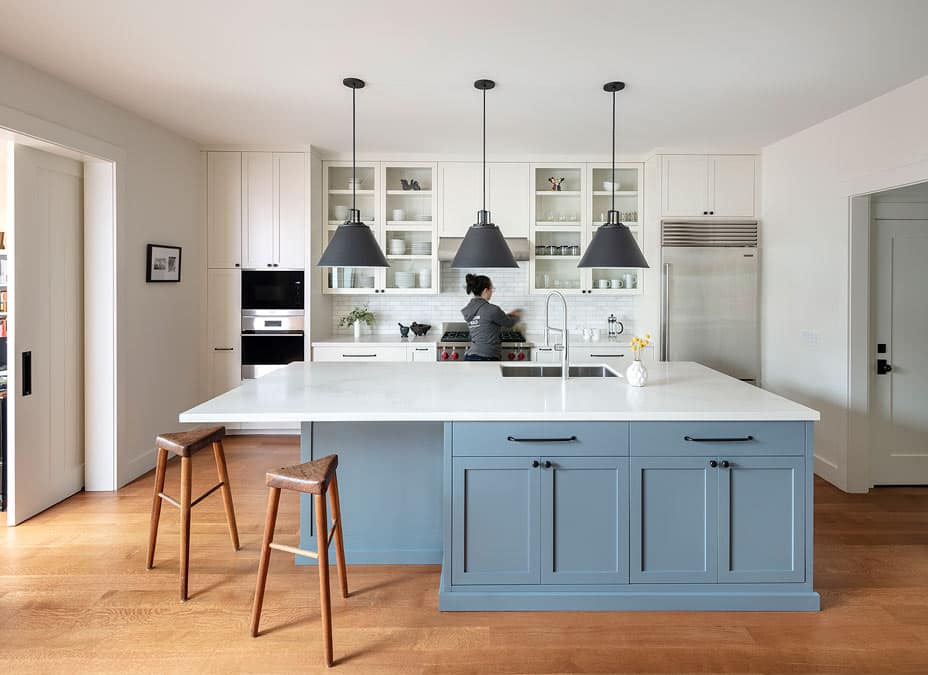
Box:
[315,492,334,667]
[179,455,192,602]
[146,448,168,570]
[251,487,281,637]
[328,474,349,599]
[212,441,240,551]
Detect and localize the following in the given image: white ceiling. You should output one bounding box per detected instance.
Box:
[2,0,928,156]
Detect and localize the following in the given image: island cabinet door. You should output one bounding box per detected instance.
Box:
[451,457,541,585]
[629,457,718,583]
[540,457,629,584]
[718,456,805,583]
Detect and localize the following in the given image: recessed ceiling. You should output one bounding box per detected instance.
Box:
[2,0,928,156]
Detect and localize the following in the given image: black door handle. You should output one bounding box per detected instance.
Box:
[22,351,32,396]
[877,359,893,375]
[507,435,577,443]
[684,435,754,443]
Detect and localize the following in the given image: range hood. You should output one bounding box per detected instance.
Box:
[438,236,530,263]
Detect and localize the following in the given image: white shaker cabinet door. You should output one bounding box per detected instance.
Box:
[207,151,242,268]
[275,153,307,269]
[207,269,241,350]
[243,152,275,268]
[709,156,756,218]
[209,349,242,398]
[439,162,481,237]
[661,155,709,218]
[487,163,531,237]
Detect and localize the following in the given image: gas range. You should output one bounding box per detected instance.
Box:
[436,322,533,362]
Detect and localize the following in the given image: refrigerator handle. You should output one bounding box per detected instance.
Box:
[661,263,671,361]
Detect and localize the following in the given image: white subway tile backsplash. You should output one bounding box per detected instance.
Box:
[330,263,641,338]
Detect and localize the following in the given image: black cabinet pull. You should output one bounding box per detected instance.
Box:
[720,460,731,469]
[543,460,552,469]
[531,460,540,468]
[684,435,754,443]
[589,354,624,358]
[213,347,235,351]
[507,435,577,443]
[709,460,718,468]
[342,354,377,358]
[22,351,32,396]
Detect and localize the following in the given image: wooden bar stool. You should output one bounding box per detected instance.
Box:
[250,454,348,668]
[146,425,240,602]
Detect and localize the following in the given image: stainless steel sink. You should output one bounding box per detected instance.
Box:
[500,365,619,378]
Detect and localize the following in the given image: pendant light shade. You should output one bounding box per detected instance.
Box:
[451,79,518,269]
[578,81,649,270]
[317,77,389,268]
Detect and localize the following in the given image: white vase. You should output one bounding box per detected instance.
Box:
[626,358,648,387]
[353,320,361,339]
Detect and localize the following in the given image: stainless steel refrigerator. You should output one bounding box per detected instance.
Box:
[660,221,759,383]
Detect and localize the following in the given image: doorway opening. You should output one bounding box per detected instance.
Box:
[0,115,119,525]
[848,181,928,489]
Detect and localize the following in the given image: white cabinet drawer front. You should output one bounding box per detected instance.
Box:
[312,346,409,362]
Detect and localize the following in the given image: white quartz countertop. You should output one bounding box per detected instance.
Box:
[312,335,438,347]
[179,361,820,424]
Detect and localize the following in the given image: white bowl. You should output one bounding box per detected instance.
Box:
[602,181,620,192]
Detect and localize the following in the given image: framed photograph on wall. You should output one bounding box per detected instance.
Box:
[146,244,182,282]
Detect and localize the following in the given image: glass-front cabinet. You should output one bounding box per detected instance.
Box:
[323,161,438,294]
[530,162,644,295]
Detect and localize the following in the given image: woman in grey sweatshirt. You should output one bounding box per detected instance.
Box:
[460,274,522,361]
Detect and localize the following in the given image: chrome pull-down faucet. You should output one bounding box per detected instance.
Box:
[544,291,569,380]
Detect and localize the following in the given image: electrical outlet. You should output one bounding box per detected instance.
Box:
[800,329,820,348]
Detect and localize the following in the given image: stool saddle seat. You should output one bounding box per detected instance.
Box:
[156,425,226,457]
[266,455,338,495]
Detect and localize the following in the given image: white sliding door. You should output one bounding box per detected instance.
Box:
[9,145,84,524]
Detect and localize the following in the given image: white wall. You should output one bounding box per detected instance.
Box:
[0,52,203,487]
[761,75,928,492]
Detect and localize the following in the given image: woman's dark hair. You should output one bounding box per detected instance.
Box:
[465,274,492,296]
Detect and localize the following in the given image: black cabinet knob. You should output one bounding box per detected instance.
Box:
[234,263,240,267]
[720,460,731,469]
[709,211,715,215]
[544,460,552,469]
[703,211,708,215]
[709,460,718,468]
[532,460,540,468]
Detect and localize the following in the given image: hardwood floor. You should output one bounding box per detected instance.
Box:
[2,435,928,673]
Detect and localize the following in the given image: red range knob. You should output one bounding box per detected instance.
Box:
[517,352,526,360]
[441,351,449,360]
[451,351,460,360]
[508,352,516,360]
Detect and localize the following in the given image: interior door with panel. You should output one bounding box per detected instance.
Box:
[872,219,928,484]
[451,457,541,585]
[540,456,628,584]
[708,156,756,218]
[207,151,242,268]
[717,456,805,582]
[629,456,718,583]
[661,155,708,217]
[274,153,306,269]
[9,145,84,524]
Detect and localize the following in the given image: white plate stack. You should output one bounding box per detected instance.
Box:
[411,241,431,256]
[393,271,417,289]
[418,269,431,289]
[389,238,407,256]
[357,273,375,289]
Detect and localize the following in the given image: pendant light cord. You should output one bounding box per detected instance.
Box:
[611,89,616,215]
[482,87,486,212]
[352,86,357,215]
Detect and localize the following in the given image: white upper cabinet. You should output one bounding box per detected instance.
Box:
[275,153,307,269]
[708,155,756,218]
[438,162,481,237]
[661,155,756,218]
[243,152,275,268]
[207,152,243,269]
[243,151,306,269]
[486,163,531,237]
[661,155,709,218]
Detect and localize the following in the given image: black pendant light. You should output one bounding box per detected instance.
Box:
[317,77,389,268]
[578,81,649,269]
[451,79,518,269]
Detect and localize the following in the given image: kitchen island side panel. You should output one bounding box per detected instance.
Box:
[298,421,444,565]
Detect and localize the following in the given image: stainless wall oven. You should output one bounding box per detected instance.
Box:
[241,310,304,379]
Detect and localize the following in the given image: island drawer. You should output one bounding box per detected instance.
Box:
[629,421,806,457]
[452,422,628,456]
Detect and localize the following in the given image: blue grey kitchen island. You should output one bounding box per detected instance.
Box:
[180,361,820,611]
